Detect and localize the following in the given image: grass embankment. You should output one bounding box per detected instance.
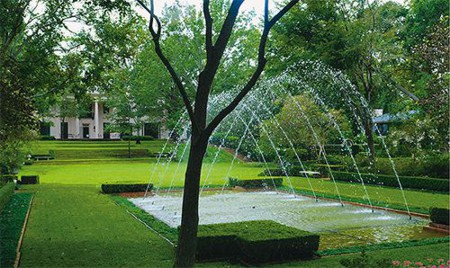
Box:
[0,193,33,267]
[19,184,174,267]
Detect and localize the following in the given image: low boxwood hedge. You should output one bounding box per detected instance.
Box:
[101,183,153,194]
[331,171,448,192]
[0,183,15,213]
[20,175,40,184]
[430,207,450,225]
[228,177,283,188]
[196,220,319,264]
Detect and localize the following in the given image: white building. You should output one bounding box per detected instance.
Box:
[39,95,167,140]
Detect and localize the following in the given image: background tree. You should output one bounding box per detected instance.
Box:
[138,0,299,266]
[269,0,420,162]
[260,94,350,161]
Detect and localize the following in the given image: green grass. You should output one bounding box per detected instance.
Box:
[20,160,448,211]
[19,184,174,267]
[0,193,33,267]
[14,141,450,267]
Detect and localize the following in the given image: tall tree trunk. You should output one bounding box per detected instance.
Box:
[363,117,375,163]
[174,133,208,268]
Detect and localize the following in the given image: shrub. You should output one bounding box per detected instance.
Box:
[121,135,155,141]
[0,175,18,183]
[228,178,283,188]
[101,183,153,194]
[39,135,56,140]
[332,171,448,192]
[196,220,319,264]
[430,207,450,225]
[0,183,15,213]
[20,175,39,184]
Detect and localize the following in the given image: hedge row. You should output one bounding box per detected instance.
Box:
[196,220,319,264]
[228,177,283,188]
[101,183,153,194]
[331,171,449,192]
[430,207,450,225]
[121,135,155,141]
[21,175,39,184]
[0,183,15,213]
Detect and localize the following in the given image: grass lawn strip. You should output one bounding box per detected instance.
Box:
[19,185,174,267]
[0,193,33,268]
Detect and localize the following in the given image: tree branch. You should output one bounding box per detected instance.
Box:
[205,0,299,135]
[203,0,213,60]
[136,0,199,133]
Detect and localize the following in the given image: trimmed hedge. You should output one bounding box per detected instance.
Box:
[228,177,283,188]
[0,183,15,213]
[332,171,449,192]
[20,175,40,185]
[430,207,450,225]
[196,220,319,264]
[121,135,155,141]
[101,183,153,194]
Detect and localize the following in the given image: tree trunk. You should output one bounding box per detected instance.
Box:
[363,118,375,163]
[174,133,208,268]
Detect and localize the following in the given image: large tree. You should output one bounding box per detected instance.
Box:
[137,0,299,266]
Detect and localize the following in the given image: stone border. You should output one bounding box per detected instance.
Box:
[14,194,34,268]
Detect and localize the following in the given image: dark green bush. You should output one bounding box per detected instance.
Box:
[39,135,56,140]
[101,183,153,194]
[20,175,40,184]
[430,207,450,225]
[0,175,18,183]
[332,172,448,192]
[0,183,15,213]
[121,135,154,141]
[228,177,283,188]
[196,220,319,264]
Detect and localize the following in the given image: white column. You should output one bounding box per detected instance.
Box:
[75,118,80,139]
[94,101,99,139]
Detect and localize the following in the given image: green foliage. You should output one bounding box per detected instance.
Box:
[371,156,449,179]
[39,135,56,140]
[0,183,15,213]
[331,171,449,192]
[0,193,33,267]
[121,135,155,141]
[228,177,283,188]
[259,94,350,161]
[197,220,319,263]
[20,175,40,185]
[320,236,450,256]
[101,183,152,194]
[339,251,392,268]
[430,207,450,225]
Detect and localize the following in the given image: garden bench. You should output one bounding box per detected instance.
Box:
[33,155,53,161]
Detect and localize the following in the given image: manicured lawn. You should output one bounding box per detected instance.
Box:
[19,184,174,267]
[14,141,450,267]
[20,159,449,211]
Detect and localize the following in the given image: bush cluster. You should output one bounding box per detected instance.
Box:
[0,183,15,213]
[196,220,319,264]
[101,183,153,194]
[430,207,450,225]
[228,177,283,188]
[332,172,448,192]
